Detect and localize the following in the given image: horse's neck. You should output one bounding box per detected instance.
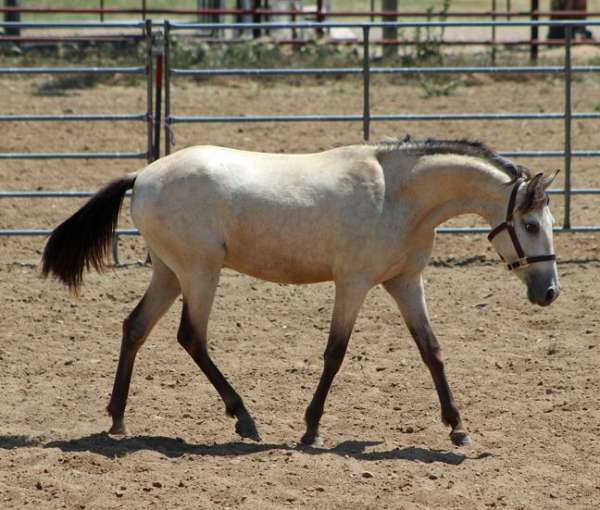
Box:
[385,152,510,230]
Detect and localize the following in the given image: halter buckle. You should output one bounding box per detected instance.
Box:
[507,257,530,271]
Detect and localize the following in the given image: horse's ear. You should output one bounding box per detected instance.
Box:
[542,169,559,190]
[520,172,552,212]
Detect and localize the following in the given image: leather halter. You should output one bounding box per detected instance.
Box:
[487,179,556,271]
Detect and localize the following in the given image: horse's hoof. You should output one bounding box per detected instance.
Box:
[299,432,321,447]
[450,431,471,446]
[235,419,261,442]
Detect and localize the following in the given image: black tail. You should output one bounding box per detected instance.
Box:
[42,173,138,293]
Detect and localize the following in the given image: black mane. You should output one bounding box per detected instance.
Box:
[376,135,530,182]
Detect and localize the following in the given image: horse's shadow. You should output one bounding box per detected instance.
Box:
[0,433,488,465]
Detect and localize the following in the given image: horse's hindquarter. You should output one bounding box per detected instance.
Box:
[132,145,404,284]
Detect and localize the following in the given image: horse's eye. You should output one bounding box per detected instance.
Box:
[524,222,540,234]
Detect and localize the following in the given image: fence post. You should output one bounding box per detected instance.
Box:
[316,0,325,38]
[164,21,172,156]
[563,24,572,230]
[152,30,165,162]
[530,0,539,61]
[491,0,497,65]
[145,19,154,165]
[362,26,371,142]
[111,19,153,266]
[382,0,398,58]
[252,0,261,38]
[5,0,20,37]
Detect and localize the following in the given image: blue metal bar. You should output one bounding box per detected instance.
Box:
[169,114,362,123]
[171,67,363,76]
[171,65,600,78]
[3,189,598,199]
[372,65,600,74]
[374,113,566,121]
[377,113,600,120]
[0,228,140,236]
[0,152,147,160]
[172,65,600,77]
[0,114,146,122]
[0,66,145,75]
[0,21,145,29]
[4,226,599,237]
[436,227,600,234]
[169,20,600,30]
[169,113,600,123]
[0,191,133,198]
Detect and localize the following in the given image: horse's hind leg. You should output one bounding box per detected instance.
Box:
[383,274,470,447]
[177,262,260,442]
[107,252,181,435]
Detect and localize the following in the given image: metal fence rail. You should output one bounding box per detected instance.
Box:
[0,20,156,261]
[165,19,600,232]
[0,21,153,164]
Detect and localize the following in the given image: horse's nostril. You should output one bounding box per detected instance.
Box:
[545,288,556,303]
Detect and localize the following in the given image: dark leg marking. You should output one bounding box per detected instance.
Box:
[301,330,351,446]
[106,297,149,435]
[177,303,260,442]
[408,324,470,446]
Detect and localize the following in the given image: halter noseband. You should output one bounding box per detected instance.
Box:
[487,179,556,271]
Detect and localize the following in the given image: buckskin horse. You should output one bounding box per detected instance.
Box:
[42,136,560,446]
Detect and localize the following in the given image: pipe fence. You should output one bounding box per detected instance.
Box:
[0,20,158,262]
[2,19,600,266]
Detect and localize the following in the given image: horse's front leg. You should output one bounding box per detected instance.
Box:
[383,274,470,446]
[300,280,370,446]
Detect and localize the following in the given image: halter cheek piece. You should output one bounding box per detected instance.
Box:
[487,179,556,271]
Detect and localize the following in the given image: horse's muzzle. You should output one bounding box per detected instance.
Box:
[527,284,560,307]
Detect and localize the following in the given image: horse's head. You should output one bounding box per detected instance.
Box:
[488,172,560,307]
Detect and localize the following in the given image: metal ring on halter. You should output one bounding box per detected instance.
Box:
[488,179,556,271]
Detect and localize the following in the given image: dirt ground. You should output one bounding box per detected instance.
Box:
[1,61,600,509]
